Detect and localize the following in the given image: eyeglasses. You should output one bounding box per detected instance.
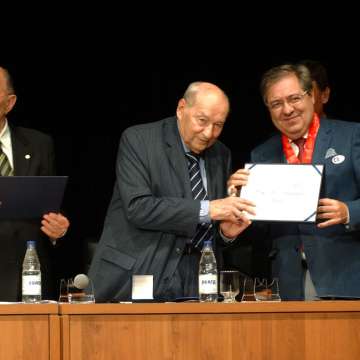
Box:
[267,91,308,111]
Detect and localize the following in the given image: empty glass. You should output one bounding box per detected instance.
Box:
[67,277,95,303]
[58,278,69,302]
[241,277,256,301]
[254,278,281,301]
[254,278,270,301]
[220,270,240,303]
[267,278,281,302]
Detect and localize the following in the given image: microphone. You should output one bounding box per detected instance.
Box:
[73,274,90,290]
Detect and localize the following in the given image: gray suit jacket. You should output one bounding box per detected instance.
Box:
[251,118,360,300]
[89,117,231,302]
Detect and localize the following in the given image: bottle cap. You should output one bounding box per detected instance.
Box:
[203,240,212,247]
[26,240,36,247]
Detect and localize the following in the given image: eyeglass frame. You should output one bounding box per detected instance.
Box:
[266,91,309,111]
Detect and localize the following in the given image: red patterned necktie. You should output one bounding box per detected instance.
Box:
[294,138,306,163]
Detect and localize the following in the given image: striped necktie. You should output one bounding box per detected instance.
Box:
[0,144,13,176]
[186,152,213,248]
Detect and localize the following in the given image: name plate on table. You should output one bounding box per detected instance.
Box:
[132,275,154,300]
[240,163,323,223]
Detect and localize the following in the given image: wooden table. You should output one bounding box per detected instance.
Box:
[59,301,360,360]
[0,303,60,360]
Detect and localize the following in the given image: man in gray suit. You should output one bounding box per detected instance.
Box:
[89,81,254,302]
[229,64,360,300]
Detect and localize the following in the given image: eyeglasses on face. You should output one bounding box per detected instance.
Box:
[267,91,308,111]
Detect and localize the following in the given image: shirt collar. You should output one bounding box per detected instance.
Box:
[288,131,309,143]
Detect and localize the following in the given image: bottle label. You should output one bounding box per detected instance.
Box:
[22,274,41,295]
[199,274,217,294]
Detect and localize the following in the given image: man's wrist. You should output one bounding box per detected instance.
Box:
[219,227,237,243]
[49,228,67,246]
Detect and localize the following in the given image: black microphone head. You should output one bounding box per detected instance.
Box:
[73,274,90,290]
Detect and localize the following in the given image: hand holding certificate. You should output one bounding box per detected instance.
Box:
[239,163,323,223]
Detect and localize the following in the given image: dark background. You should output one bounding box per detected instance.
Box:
[3,22,360,278]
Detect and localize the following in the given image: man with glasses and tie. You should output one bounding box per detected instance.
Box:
[228,63,360,300]
[89,81,255,302]
[0,66,70,301]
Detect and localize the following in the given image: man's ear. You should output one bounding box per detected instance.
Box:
[6,94,17,114]
[176,98,186,119]
[321,87,330,105]
[309,88,315,105]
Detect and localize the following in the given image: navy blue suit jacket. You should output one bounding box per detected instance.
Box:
[0,126,57,301]
[251,118,360,300]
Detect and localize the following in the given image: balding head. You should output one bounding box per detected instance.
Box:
[183,81,229,110]
[176,81,229,154]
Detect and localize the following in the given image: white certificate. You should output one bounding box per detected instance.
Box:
[240,163,324,222]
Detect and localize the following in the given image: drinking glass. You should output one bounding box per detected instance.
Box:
[267,278,281,302]
[241,277,256,301]
[254,278,281,302]
[220,270,240,303]
[58,279,69,302]
[254,278,270,301]
[67,278,95,303]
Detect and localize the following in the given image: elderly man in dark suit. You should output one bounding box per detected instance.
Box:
[229,64,360,300]
[0,66,70,301]
[89,81,255,302]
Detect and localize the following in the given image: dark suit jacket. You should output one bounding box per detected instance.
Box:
[89,117,231,302]
[251,118,360,300]
[0,125,57,301]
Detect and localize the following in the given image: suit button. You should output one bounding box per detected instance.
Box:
[175,247,182,254]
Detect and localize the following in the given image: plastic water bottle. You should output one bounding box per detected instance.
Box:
[198,240,218,302]
[22,240,42,302]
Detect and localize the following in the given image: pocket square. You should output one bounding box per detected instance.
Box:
[325,147,337,159]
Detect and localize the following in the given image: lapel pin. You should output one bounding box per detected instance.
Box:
[325,148,337,159]
[25,154,31,159]
[332,155,345,164]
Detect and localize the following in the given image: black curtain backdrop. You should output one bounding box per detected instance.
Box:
[3,27,360,279]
